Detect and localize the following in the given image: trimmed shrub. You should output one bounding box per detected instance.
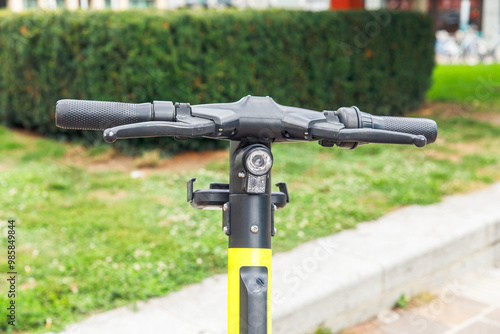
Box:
[0,9,434,153]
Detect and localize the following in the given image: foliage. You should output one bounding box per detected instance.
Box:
[396,294,409,308]
[0,9,435,154]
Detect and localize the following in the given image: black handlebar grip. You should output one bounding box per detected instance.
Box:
[365,114,438,144]
[336,107,438,145]
[56,99,153,130]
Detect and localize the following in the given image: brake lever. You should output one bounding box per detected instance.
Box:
[310,123,427,148]
[103,119,216,143]
[338,128,427,147]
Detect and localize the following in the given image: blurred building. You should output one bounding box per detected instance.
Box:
[338,0,426,11]
[427,0,499,44]
[2,0,169,10]
[0,0,498,43]
[0,0,427,11]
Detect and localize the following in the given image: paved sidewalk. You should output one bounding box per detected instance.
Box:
[341,267,500,334]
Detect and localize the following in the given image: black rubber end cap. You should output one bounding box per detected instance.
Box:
[413,135,427,148]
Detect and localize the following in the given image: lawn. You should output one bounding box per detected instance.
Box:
[427,63,500,105]
[1,64,500,333]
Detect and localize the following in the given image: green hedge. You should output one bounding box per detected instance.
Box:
[0,9,435,153]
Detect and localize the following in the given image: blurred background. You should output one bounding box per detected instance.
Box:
[3,0,500,40]
[0,1,499,334]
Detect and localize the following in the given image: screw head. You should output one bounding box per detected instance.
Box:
[223,203,229,212]
[273,227,277,236]
[238,172,246,178]
[250,225,259,233]
[223,226,229,235]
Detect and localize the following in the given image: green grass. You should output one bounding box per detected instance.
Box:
[1,115,500,333]
[1,64,500,333]
[427,64,500,106]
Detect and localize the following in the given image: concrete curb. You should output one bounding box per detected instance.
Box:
[60,183,500,334]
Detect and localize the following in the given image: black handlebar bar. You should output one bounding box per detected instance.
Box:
[55,96,437,148]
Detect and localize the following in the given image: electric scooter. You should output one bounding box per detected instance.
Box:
[56,95,437,334]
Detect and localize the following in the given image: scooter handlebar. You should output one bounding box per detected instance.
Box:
[55,97,438,148]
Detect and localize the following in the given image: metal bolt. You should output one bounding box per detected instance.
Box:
[218,128,224,132]
[223,203,229,212]
[238,172,246,178]
[223,226,229,235]
[273,227,277,236]
[304,132,309,136]
[250,225,259,233]
[272,204,277,212]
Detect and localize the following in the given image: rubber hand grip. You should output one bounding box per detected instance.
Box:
[56,99,152,130]
[375,116,437,144]
[362,113,438,144]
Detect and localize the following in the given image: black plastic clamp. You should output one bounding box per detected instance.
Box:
[187,179,289,210]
